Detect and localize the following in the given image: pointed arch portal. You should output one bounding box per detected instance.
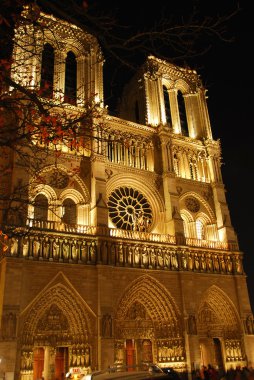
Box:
[197,286,244,371]
[114,275,186,369]
[19,275,96,380]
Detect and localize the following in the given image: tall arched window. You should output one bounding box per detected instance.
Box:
[62,198,76,225]
[64,51,77,105]
[40,43,54,98]
[177,91,188,136]
[34,194,48,221]
[173,153,180,176]
[196,219,205,240]
[163,85,172,125]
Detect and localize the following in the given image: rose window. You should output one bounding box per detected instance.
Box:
[108,187,152,231]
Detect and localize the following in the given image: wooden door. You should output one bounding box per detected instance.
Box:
[55,347,66,380]
[33,347,44,380]
[126,339,135,370]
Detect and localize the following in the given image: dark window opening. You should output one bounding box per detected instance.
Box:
[64,51,77,105]
[163,85,172,126]
[178,91,188,136]
[34,194,48,221]
[40,43,54,98]
[62,198,76,225]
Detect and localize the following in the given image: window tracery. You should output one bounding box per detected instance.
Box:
[108,187,152,231]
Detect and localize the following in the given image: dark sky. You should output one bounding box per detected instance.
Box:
[37,0,253,309]
[198,2,254,310]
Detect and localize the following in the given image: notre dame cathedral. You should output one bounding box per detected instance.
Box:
[0,4,254,380]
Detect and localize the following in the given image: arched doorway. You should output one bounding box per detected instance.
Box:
[197,286,245,371]
[19,274,96,380]
[114,275,186,371]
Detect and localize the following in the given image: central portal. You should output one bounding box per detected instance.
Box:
[33,347,69,380]
[125,339,153,369]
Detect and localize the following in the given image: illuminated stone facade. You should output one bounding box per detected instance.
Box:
[0,5,254,380]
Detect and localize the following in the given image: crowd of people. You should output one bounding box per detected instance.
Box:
[191,364,254,380]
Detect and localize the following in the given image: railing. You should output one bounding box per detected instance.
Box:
[109,228,176,244]
[15,218,239,251]
[186,238,239,251]
[4,232,244,276]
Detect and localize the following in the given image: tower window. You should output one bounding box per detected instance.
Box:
[40,43,54,98]
[163,85,172,125]
[62,198,77,225]
[178,91,188,136]
[34,194,48,221]
[196,219,205,240]
[64,51,77,105]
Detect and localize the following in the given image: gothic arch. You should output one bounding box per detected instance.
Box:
[175,79,191,95]
[161,78,174,90]
[116,274,181,323]
[30,164,90,203]
[59,188,86,204]
[180,191,216,222]
[30,184,57,202]
[19,272,96,345]
[197,285,241,338]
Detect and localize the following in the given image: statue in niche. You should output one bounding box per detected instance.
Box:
[246,315,254,334]
[53,238,60,259]
[141,247,149,267]
[200,254,206,271]
[62,239,69,260]
[84,346,90,367]
[181,252,187,269]
[157,248,164,268]
[225,256,233,273]
[127,245,133,265]
[194,253,199,270]
[76,348,81,366]
[235,257,242,274]
[188,315,197,335]
[213,254,220,271]
[81,241,88,262]
[134,245,140,266]
[33,237,40,257]
[149,247,156,268]
[187,252,193,270]
[89,241,96,263]
[118,243,124,264]
[164,250,170,269]
[171,251,178,269]
[72,348,77,366]
[220,256,226,272]
[10,237,18,256]
[22,238,29,257]
[43,237,50,258]
[206,253,213,271]
[102,314,112,337]
[71,240,78,260]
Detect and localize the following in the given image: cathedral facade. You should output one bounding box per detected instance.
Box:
[0,5,254,380]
